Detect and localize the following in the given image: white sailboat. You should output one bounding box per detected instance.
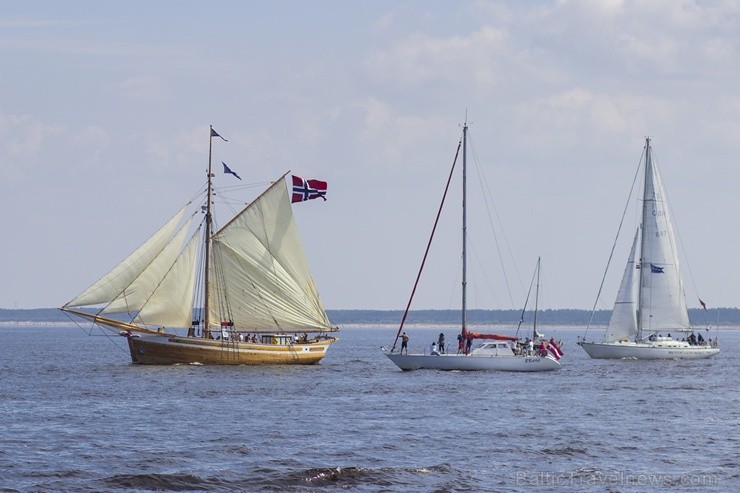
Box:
[382,122,562,372]
[578,138,719,360]
[62,126,338,365]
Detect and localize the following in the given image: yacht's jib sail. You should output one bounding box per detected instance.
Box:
[603,228,639,343]
[638,143,690,334]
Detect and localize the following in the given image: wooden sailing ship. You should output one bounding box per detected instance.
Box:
[62,126,338,364]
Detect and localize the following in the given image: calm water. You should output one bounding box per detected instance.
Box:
[1,324,737,492]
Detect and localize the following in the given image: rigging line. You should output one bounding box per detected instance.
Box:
[391,135,463,352]
[584,144,645,338]
[467,236,505,309]
[135,224,201,329]
[515,260,539,338]
[62,310,132,357]
[447,254,463,311]
[190,228,206,336]
[188,183,209,206]
[467,132,523,307]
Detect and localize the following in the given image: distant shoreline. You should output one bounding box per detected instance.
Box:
[2,307,739,326]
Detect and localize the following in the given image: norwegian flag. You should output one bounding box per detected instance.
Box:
[547,339,563,360]
[291,175,327,203]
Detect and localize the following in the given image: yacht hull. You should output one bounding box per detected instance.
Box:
[127,335,337,365]
[578,341,719,360]
[383,351,561,372]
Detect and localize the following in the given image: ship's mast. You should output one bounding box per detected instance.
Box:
[532,257,541,341]
[461,121,468,337]
[203,125,215,338]
[636,137,650,342]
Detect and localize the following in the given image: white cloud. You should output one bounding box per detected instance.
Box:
[364,26,509,88]
[0,112,64,156]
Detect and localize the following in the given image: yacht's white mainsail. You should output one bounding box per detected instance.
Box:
[603,228,639,343]
[639,148,690,334]
[208,178,331,331]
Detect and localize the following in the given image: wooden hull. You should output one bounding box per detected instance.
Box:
[383,350,561,372]
[127,335,337,365]
[578,341,719,360]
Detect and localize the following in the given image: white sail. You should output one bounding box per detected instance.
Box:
[604,228,640,342]
[65,207,187,308]
[639,143,690,332]
[101,218,193,317]
[208,178,331,330]
[134,231,199,328]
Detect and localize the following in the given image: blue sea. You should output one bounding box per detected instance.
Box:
[1,324,737,492]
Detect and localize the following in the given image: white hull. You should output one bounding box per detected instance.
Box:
[578,341,719,360]
[383,351,561,372]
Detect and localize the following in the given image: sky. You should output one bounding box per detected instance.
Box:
[1,0,739,313]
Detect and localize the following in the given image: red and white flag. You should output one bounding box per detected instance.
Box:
[291,175,327,203]
[547,339,563,360]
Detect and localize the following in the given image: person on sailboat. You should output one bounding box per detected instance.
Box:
[430,342,439,355]
[401,332,409,355]
[457,334,464,354]
[438,333,445,354]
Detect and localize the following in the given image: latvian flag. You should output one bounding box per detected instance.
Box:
[291,175,327,203]
[547,340,563,360]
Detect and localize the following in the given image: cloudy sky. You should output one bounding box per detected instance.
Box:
[2,0,739,314]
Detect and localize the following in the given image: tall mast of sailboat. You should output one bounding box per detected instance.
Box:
[461,120,468,336]
[203,125,215,338]
[532,256,540,340]
[636,137,650,342]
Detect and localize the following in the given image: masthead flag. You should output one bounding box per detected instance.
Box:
[210,128,228,141]
[222,162,241,180]
[291,175,327,203]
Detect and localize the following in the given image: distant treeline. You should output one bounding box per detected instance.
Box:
[326,308,740,326]
[4,307,739,326]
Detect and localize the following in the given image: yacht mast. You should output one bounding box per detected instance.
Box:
[532,257,541,340]
[461,121,468,336]
[636,137,650,341]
